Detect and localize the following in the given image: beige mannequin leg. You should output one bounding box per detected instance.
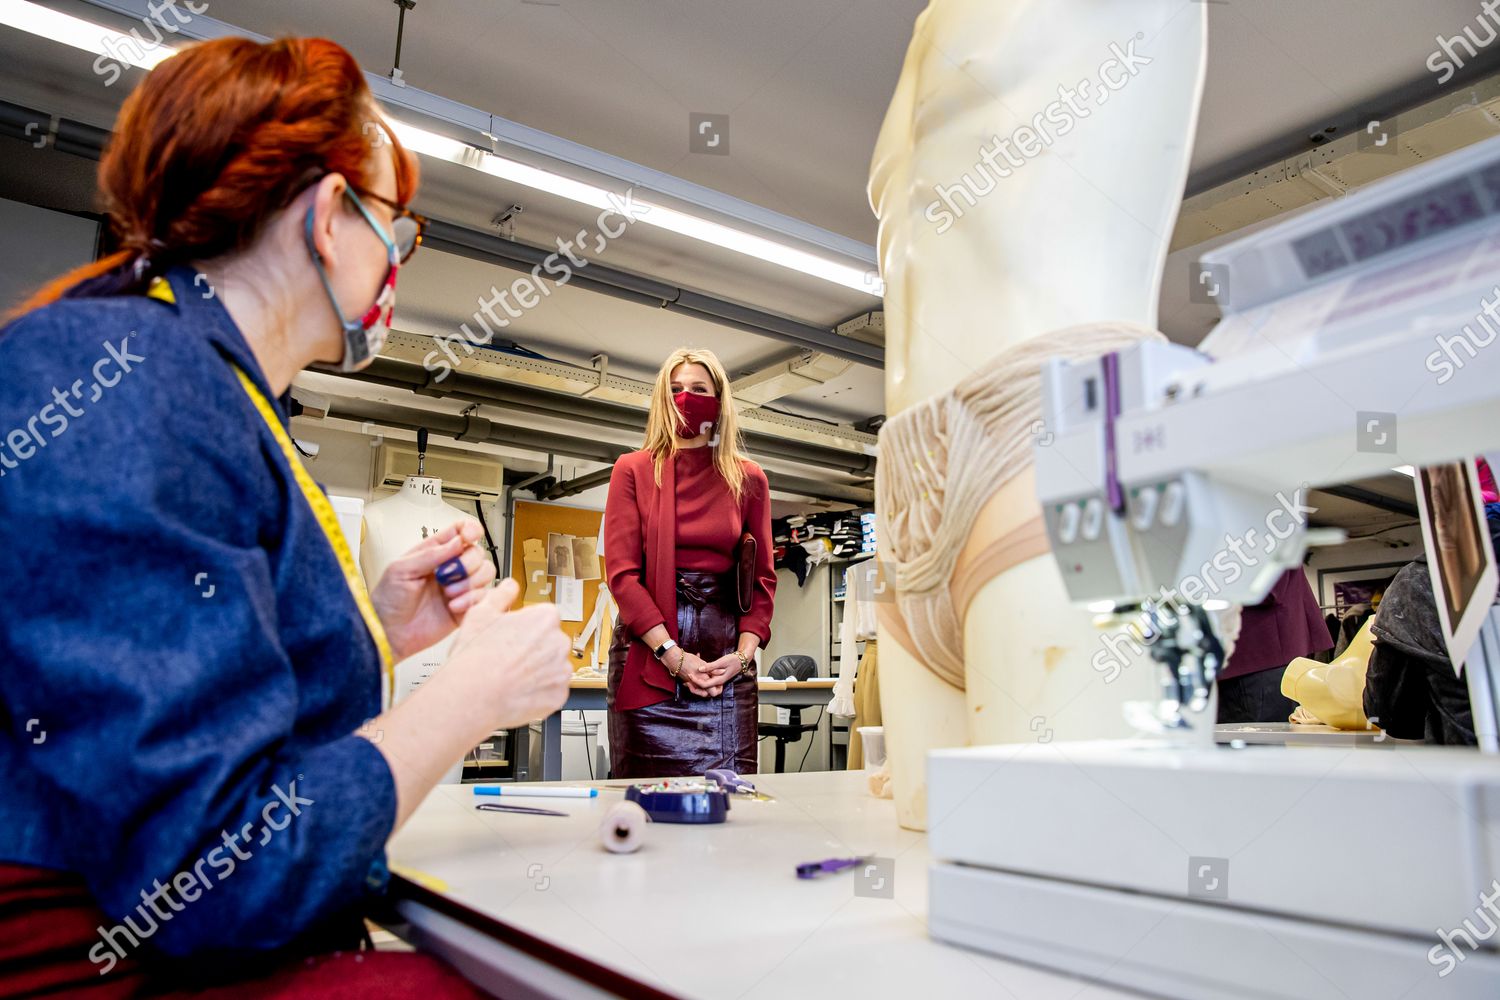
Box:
[870,0,1209,827]
[870,23,968,831]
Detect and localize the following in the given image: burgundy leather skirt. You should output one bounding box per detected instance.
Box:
[607,570,758,778]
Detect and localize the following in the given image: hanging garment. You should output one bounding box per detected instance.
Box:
[780,544,811,586]
[847,640,882,770]
[1218,569,1333,681]
[1364,562,1475,745]
[830,561,880,716]
[1334,603,1373,657]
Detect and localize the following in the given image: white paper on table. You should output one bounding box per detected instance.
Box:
[555,576,584,621]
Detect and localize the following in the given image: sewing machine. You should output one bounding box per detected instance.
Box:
[926,137,1500,997]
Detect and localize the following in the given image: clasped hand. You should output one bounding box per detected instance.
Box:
[673,650,744,698]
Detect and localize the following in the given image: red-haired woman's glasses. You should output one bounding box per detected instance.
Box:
[345,183,426,264]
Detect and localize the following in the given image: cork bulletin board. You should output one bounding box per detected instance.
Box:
[509,500,607,650]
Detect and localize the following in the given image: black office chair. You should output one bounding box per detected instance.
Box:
[757,655,821,773]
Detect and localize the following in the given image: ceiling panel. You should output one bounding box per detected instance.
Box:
[7,0,1497,428]
[208,0,1497,244]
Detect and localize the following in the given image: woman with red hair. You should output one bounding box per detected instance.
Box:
[0,36,570,995]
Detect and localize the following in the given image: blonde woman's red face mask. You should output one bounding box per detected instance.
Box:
[672,390,720,438]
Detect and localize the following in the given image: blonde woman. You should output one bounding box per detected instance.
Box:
[603,348,777,777]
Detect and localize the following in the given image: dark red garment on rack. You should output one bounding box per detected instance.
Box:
[1220,568,1334,680]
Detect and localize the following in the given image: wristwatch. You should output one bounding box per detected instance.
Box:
[653,638,679,675]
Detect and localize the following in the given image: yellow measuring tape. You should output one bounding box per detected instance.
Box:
[148,277,395,697]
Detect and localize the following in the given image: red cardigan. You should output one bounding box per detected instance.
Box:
[603,448,776,711]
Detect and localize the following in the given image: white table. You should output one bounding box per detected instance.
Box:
[386,770,1142,999]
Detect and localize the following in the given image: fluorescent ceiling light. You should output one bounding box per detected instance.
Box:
[0,0,181,70]
[389,118,883,297]
[0,3,881,297]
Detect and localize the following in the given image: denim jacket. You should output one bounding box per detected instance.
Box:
[0,266,396,962]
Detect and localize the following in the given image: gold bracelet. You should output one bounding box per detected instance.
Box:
[736,650,753,674]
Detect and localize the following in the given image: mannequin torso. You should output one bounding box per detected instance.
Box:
[362,476,478,706]
[869,0,1209,829]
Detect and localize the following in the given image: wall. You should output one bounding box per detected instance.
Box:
[1302,524,1424,606]
[0,198,98,314]
[759,562,837,773]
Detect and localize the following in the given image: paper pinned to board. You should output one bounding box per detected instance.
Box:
[555,575,584,621]
[571,536,601,581]
[521,537,550,605]
[547,532,576,579]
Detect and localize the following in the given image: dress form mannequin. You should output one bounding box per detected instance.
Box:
[362,473,477,706]
[869,0,1208,829]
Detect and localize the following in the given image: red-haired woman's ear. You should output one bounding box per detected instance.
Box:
[306,174,347,269]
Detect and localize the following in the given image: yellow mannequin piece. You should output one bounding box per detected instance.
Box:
[1282,618,1376,731]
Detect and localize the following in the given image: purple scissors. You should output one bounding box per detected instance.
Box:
[796,857,869,880]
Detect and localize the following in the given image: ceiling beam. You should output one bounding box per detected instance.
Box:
[1318,484,1419,520]
[317,395,872,505]
[423,221,883,367]
[0,94,884,371]
[347,358,878,476]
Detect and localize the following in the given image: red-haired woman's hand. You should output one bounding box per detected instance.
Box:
[371,520,497,660]
[449,581,573,729]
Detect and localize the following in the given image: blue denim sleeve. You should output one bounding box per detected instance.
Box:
[0,304,397,957]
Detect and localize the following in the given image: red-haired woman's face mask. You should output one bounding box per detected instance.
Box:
[305,185,403,372]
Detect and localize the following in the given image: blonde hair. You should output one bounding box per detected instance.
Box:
[644,347,748,502]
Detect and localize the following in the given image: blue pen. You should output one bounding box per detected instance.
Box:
[473,786,598,799]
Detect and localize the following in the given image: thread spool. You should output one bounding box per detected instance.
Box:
[600,800,649,853]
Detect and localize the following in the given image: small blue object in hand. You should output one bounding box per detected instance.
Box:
[435,557,468,586]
